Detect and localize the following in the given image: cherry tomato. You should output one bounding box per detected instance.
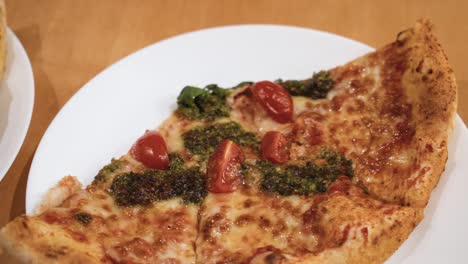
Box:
[129,130,169,170]
[207,140,245,193]
[261,131,289,164]
[250,81,294,123]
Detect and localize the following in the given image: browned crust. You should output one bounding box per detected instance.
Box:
[0,216,103,263]
[296,196,424,264]
[295,215,423,264]
[398,19,457,207]
[248,194,424,264]
[296,19,456,263]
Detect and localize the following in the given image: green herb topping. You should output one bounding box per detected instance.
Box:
[277,71,334,99]
[258,149,353,196]
[93,158,126,184]
[182,122,259,158]
[109,154,207,206]
[176,84,230,120]
[73,212,92,226]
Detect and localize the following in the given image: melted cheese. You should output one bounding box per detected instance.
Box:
[35,155,199,264]
[196,188,317,263]
[158,114,203,153]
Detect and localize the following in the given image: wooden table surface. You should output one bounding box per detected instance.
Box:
[0,0,467,260]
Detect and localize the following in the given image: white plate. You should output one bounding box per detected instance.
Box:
[0,28,34,182]
[26,25,468,263]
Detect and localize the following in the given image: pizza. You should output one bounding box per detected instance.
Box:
[0,19,457,263]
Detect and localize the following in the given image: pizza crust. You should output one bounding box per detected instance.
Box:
[295,195,423,264]
[399,19,457,207]
[35,176,82,214]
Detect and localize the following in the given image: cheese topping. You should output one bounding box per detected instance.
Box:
[196,188,317,263]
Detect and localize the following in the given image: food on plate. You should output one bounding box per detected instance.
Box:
[0,19,456,263]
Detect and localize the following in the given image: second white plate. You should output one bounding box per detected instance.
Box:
[0,28,34,182]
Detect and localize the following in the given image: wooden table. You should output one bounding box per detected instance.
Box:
[1,0,466,260]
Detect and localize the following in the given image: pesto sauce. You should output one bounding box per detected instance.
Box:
[258,149,353,196]
[93,158,127,184]
[109,153,207,206]
[176,84,230,121]
[277,71,334,99]
[182,122,259,158]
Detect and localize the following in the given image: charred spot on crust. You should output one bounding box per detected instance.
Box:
[73,212,92,226]
[396,28,413,45]
[416,59,424,73]
[21,218,29,230]
[265,252,287,264]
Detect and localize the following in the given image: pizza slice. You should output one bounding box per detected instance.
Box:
[0,147,201,263]
[230,19,456,207]
[321,19,456,207]
[194,19,454,263]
